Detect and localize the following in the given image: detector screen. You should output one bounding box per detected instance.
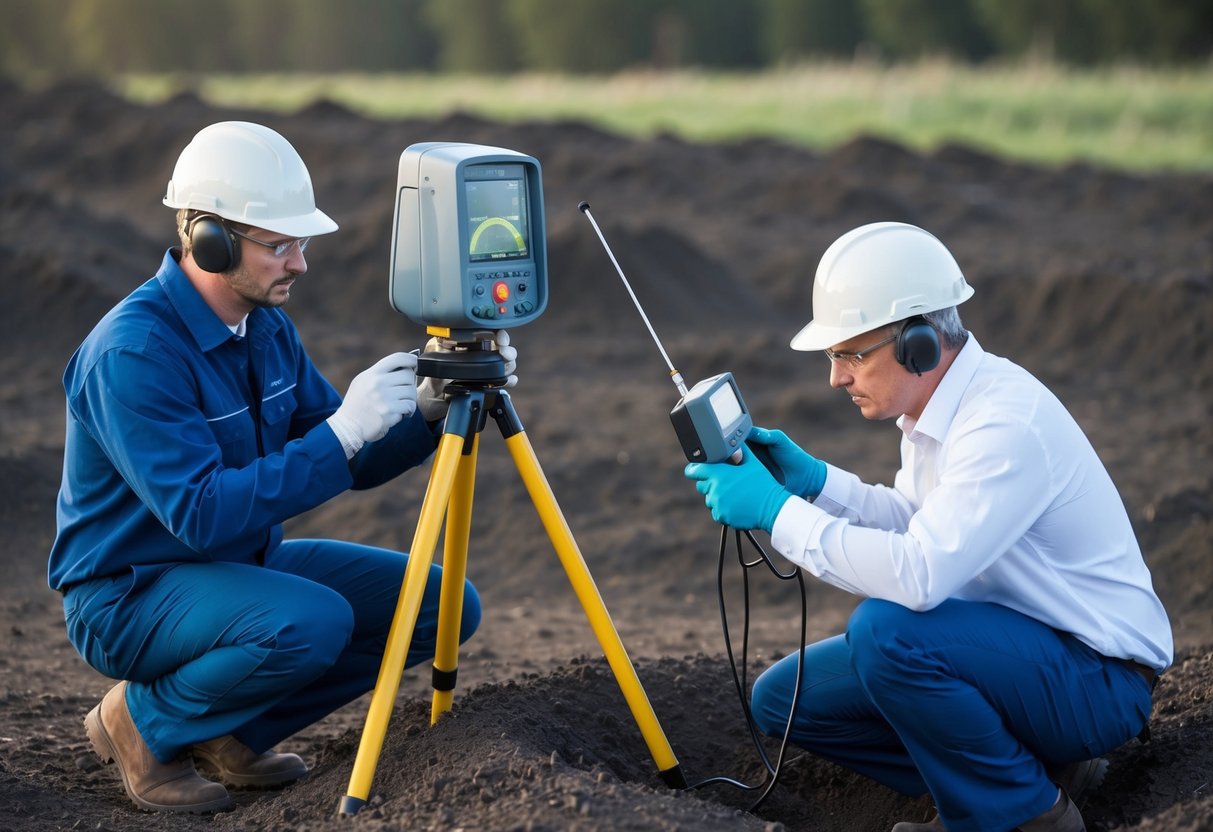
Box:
[467,178,529,262]
[709,382,743,429]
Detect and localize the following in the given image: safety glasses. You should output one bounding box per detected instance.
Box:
[231,227,310,258]
[824,331,898,370]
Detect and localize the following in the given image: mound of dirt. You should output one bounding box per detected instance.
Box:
[1,81,1210,831]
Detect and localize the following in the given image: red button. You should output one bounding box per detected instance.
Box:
[492,281,510,303]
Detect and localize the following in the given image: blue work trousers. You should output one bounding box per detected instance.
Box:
[63,539,480,762]
[750,599,1152,832]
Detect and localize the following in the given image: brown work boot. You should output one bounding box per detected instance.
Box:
[193,734,308,788]
[84,682,232,813]
[891,791,1085,831]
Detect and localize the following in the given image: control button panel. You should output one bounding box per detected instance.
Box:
[468,268,534,320]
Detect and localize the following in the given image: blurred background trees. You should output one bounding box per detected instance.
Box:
[1,0,1210,79]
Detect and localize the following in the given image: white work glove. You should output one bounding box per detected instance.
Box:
[496,329,519,386]
[326,352,419,458]
[416,329,519,423]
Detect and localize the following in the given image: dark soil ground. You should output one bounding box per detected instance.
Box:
[1,81,1210,831]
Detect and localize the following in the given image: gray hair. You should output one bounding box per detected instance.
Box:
[176,208,192,253]
[920,306,967,349]
[878,307,967,350]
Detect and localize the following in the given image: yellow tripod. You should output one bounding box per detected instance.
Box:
[339,352,685,815]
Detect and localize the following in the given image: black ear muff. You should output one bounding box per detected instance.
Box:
[188,214,239,273]
[895,317,941,375]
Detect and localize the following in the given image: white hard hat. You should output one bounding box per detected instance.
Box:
[790,222,973,351]
[163,121,338,238]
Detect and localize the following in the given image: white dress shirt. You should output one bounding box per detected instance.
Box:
[771,336,1173,671]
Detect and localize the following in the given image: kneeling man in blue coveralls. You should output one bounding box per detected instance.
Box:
[49,122,516,813]
[685,222,1172,832]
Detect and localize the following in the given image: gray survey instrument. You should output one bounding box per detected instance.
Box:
[390,143,548,336]
[342,187,685,818]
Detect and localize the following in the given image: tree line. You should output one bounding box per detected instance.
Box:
[3,0,1210,78]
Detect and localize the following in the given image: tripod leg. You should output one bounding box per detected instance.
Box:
[498,420,686,788]
[430,434,479,723]
[339,431,466,815]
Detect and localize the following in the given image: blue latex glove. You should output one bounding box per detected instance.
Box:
[684,445,793,531]
[748,426,827,499]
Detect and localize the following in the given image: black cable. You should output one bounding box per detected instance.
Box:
[687,524,808,812]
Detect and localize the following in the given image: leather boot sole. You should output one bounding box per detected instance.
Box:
[84,702,233,814]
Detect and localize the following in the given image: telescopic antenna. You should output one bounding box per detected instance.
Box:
[578,201,688,397]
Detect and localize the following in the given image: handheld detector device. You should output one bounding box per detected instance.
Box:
[670,373,751,463]
[390,143,548,337]
[581,202,801,813]
[578,202,781,478]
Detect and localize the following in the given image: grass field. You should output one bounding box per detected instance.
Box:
[115,61,1213,173]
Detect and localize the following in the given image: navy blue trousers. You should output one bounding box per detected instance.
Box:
[750,599,1152,832]
[64,539,480,762]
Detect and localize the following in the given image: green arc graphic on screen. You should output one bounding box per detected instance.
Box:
[470,217,525,255]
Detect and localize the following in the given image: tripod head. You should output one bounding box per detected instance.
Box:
[416,334,510,386]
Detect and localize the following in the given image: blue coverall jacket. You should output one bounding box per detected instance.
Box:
[49,248,438,592]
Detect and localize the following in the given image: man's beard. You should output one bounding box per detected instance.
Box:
[225,267,292,308]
